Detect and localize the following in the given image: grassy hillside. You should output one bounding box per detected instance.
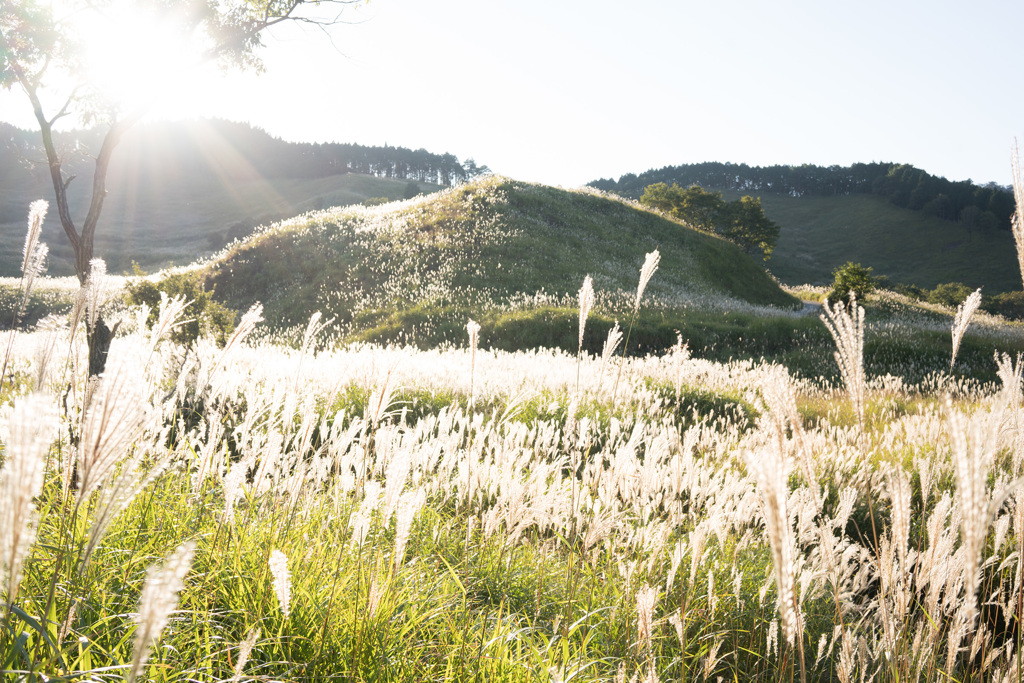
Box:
[199,177,799,343]
[717,190,1021,292]
[0,170,440,278]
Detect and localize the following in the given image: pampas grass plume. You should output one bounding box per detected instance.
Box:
[21,200,47,274]
[820,295,866,432]
[951,288,983,369]
[467,318,481,407]
[635,250,660,310]
[128,541,196,683]
[231,627,261,682]
[578,275,595,351]
[8,199,49,324]
[635,583,658,656]
[1,392,57,608]
[269,549,292,617]
[1012,140,1024,290]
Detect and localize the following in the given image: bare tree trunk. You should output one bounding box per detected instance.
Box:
[15,62,143,377]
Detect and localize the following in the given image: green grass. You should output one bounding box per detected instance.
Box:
[6,286,1024,680]
[199,178,800,341]
[716,190,1021,293]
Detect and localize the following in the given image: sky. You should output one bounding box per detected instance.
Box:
[3,0,1023,188]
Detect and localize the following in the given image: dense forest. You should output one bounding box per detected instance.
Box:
[590,161,1015,233]
[0,119,489,187]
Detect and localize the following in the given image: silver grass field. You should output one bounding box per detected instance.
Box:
[2,172,1024,681]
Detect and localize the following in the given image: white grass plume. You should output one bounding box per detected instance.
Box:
[635,250,660,311]
[0,392,57,609]
[577,275,595,395]
[598,322,622,387]
[231,627,261,682]
[635,583,658,657]
[821,296,866,433]
[76,358,150,503]
[21,200,46,276]
[127,541,196,683]
[1,201,49,393]
[1012,140,1024,290]
[269,549,291,617]
[951,288,982,370]
[745,446,802,647]
[18,200,48,317]
[578,275,595,351]
[946,394,1010,626]
[467,318,481,408]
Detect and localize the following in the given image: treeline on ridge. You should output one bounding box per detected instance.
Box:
[590,161,1015,232]
[0,119,489,187]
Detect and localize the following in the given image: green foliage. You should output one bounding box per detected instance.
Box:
[639,182,779,260]
[827,261,877,304]
[0,281,75,330]
[890,282,1024,321]
[125,267,237,346]
[720,195,781,261]
[594,160,1015,232]
[926,282,974,307]
[984,291,1024,320]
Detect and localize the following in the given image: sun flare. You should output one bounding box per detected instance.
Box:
[71,0,208,113]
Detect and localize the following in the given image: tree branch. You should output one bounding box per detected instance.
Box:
[48,87,82,126]
[6,56,82,259]
[78,105,151,280]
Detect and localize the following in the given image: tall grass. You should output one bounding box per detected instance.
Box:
[3,166,1024,681]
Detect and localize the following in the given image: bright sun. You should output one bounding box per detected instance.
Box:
[71,1,207,113]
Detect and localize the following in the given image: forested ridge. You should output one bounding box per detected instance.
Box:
[590,161,1015,233]
[0,118,488,187]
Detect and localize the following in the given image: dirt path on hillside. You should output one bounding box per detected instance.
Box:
[801,300,822,316]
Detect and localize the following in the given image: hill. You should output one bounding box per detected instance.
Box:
[591,162,1020,293]
[722,190,1021,292]
[197,176,800,345]
[0,119,478,277]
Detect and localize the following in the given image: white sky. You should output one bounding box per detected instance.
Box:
[3,0,1023,188]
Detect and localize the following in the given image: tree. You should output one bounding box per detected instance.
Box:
[719,195,780,261]
[827,262,877,305]
[927,282,974,308]
[639,182,780,260]
[1,0,358,374]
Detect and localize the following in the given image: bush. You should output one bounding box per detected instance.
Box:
[827,262,877,304]
[983,291,1024,320]
[926,282,974,308]
[125,267,237,346]
[891,282,925,300]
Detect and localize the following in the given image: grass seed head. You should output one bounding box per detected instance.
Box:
[269,549,292,617]
[128,541,196,683]
[635,249,660,310]
[578,275,595,350]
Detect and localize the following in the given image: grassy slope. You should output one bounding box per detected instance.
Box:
[716,190,1021,292]
[200,178,799,340]
[0,171,439,277]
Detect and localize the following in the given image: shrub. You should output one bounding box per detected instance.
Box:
[926,282,974,308]
[125,267,237,346]
[983,291,1024,320]
[827,261,877,304]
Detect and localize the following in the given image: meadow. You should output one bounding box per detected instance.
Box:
[4,245,1024,683]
